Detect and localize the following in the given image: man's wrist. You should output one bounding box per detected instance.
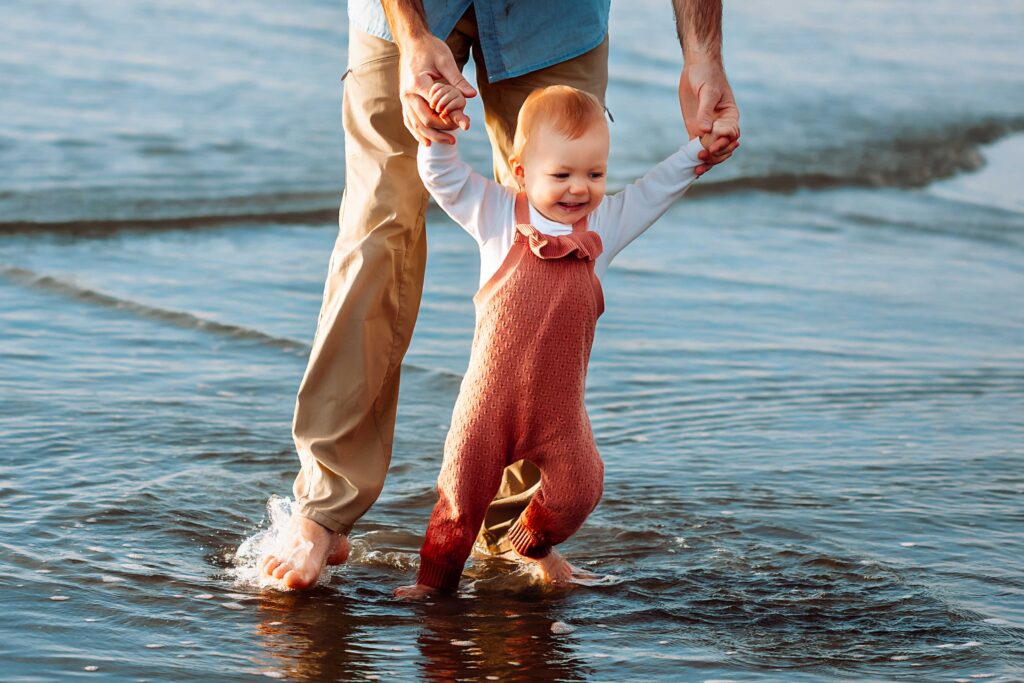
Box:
[382,0,431,49]
[393,25,432,52]
[682,47,723,65]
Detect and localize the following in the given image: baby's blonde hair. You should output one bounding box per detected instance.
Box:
[511,85,606,160]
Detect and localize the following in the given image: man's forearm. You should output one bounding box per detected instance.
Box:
[382,0,430,46]
[672,0,722,61]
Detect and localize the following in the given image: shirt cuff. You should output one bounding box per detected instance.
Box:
[419,131,461,162]
[682,136,706,164]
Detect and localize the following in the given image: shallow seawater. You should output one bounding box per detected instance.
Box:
[2,0,1024,681]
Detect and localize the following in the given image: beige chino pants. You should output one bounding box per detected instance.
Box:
[292,10,608,550]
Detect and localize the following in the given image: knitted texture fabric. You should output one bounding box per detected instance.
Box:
[417,193,606,591]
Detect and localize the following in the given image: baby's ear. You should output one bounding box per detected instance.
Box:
[508,156,525,181]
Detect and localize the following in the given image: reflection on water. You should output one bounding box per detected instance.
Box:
[248,584,591,682]
[254,592,369,681]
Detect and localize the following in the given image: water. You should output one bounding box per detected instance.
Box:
[2,0,1023,680]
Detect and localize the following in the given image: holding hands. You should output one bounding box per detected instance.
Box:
[424,73,740,178]
[427,81,469,133]
[679,60,741,176]
[395,31,476,146]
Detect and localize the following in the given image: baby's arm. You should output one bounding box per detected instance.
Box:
[592,137,707,261]
[417,130,513,246]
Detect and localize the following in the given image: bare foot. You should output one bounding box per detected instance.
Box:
[515,548,574,583]
[258,514,349,590]
[394,583,439,600]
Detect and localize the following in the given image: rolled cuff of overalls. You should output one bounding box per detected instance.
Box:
[416,558,464,592]
[507,519,552,559]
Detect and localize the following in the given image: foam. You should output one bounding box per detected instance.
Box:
[230,495,331,590]
[570,573,625,587]
[930,133,1024,214]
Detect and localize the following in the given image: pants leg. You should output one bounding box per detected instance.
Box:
[506,436,605,559]
[472,37,611,550]
[291,25,473,535]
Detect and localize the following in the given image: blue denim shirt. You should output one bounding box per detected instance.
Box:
[347,0,610,82]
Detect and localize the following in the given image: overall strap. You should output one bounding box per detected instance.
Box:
[514,192,530,225]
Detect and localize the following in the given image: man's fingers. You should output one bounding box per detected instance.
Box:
[404,105,455,145]
[419,125,455,145]
[454,76,477,98]
[403,111,428,146]
[411,70,440,99]
[407,93,448,130]
[436,61,476,99]
[420,122,456,145]
[695,85,720,134]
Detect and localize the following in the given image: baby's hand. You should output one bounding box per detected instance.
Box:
[698,118,740,172]
[428,81,470,132]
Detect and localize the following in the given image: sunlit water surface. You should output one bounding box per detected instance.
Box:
[1,1,1023,680]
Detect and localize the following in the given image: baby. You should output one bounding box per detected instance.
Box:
[395,83,727,599]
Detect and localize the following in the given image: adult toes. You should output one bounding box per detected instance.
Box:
[261,556,280,576]
[283,569,314,590]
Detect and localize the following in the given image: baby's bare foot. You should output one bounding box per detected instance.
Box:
[258,514,349,590]
[394,583,439,600]
[515,548,574,584]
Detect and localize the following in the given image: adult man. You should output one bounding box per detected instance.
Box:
[260,0,739,589]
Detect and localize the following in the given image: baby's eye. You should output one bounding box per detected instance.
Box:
[550,173,570,179]
[589,172,605,179]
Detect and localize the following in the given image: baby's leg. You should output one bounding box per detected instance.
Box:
[408,428,509,594]
[507,439,604,582]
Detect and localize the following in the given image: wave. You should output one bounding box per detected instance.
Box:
[0,264,311,354]
[2,118,1022,235]
[0,264,456,380]
[0,207,339,236]
[689,116,1024,197]
[928,132,1024,215]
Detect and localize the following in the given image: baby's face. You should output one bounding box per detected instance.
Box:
[515,121,609,225]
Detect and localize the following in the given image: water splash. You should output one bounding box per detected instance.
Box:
[230,495,332,590]
[570,573,625,587]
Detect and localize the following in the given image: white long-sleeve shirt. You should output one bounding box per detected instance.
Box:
[418,134,706,289]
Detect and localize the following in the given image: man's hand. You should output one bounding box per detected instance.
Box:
[672,0,739,175]
[680,61,740,176]
[397,33,476,146]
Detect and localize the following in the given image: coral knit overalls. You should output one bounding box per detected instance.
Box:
[417,193,606,591]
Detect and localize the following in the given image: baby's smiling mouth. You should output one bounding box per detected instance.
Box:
[557,201,587,210]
